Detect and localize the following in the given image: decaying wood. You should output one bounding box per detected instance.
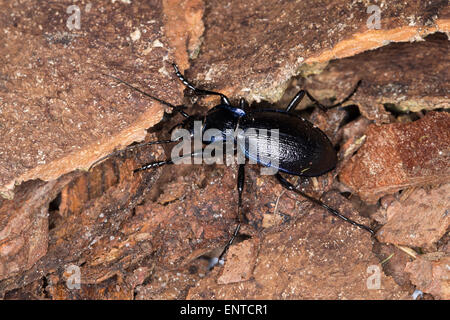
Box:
[339,112,450,203]
[0,0,449,300]
[302,33,450,122]
[0,0,204,199]
[189,0,449,105]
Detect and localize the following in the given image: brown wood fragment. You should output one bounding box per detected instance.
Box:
[187,191,407,299]
[217,238,259,284]
[0,0,202,198]
[0,141,162,294]
[0,176,75,281]
[405,252,450,300]
[304,33,449,122]
[163,0,205,67]
[375,184,450,249]
[340,112,450,203]
[189,0,449,106]
[1,0,449,301]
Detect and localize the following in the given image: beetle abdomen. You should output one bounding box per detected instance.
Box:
[237,110,337,176]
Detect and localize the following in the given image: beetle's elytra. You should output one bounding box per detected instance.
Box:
[93,63,374,268]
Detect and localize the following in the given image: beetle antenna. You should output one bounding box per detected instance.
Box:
[102,73,190,118]
[89,73,190,170]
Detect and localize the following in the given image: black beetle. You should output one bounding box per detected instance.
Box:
[93,63,374,267]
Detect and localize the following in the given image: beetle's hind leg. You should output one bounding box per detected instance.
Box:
[285,80,362,113]
[171,63,231,105]
[275,173,374,235]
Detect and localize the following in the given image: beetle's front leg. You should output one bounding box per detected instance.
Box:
[172,63,232,105]
[133,148,204,172]
[89,138,182,171]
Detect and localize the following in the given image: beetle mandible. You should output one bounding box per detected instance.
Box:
[93,63,374,267]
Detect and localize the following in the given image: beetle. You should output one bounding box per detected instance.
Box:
[93,63,374,267]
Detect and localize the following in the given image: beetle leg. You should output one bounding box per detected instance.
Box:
[285,80,362,113]
[239,98,249,110]
[286,89,333,113]
[168,114,204,136]
[172,63,232,105]
[285,90,307,113]
[215,164,245,267]
[133,148,204,172]
[275,173,374,235]
[88,138,183,171]
[171,105,190,118]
